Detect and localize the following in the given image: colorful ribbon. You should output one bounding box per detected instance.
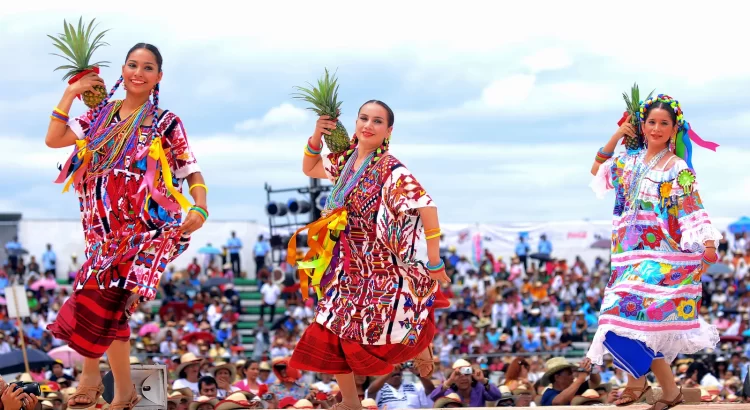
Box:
[676,122,719,170]
[136,137,192,213]
[55,139,91,193]
[286,208,348,300]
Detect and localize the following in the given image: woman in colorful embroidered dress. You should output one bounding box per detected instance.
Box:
[587,95,721,410]
[286,100,450,410]
[44,44,208,409]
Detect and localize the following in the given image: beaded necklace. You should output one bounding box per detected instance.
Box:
[324,148,376,213]
[625,147,669,217]
[86,100,152,180]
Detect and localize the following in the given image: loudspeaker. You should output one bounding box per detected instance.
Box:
[102,364,168,409]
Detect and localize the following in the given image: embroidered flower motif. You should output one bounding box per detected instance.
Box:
[619,294,644,318]
[681,193,701,214]
[640,226,663,249]
[639,261,665,284]
[660,300,677,314]
[663,266,692,286]
[667,214,681,240]
[646,304,665,321]
[677,169,696,194]
[676,299,697,320]
[622,225,643,250]
[658,181,672,200]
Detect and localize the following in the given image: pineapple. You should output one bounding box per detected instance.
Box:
[292,68,351,153]
[48,17,111,108]
[621,83,654,151]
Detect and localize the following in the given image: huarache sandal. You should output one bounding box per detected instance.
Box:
[412,347,435,378]
[67,383,105,409]
[647,389,684,410]
[615,379,653,407]
[110,385,141,410]
[330,402,363,410]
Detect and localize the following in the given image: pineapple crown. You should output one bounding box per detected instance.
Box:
[48,17,111,81]
[637,94,719,170]
[291,68,342,117]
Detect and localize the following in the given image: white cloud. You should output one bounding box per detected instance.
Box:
[522,48,574,74]
[234,103,310,132]
[474,74,537,109]
[1,2,748,223]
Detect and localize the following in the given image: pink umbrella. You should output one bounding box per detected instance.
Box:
[48,345,84,368]
[138,322,160,337]
[29,278,58,291]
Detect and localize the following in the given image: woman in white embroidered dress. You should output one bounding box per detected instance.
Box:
[587,95,721,410]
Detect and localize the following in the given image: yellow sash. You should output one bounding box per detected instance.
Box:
[286,208,348,299]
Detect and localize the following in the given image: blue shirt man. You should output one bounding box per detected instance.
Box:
[538,234,553,254]
[42,244,57,275]
[227,231,243,275]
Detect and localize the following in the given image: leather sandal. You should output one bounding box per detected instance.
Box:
[615,379,653,407]
[648,389,684,410]
[67,383,105,409]
[110,386,141,410]
[412,347,435,378]
[330,402,363,410]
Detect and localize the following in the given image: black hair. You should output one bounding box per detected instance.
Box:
[126,43,163,72]
[198,375,217,391]
[643,101,678,126]
[358,100,395,127]
[244,360,259,371]
[687,361,710,383]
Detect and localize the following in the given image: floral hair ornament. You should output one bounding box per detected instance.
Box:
[638,94,719,170]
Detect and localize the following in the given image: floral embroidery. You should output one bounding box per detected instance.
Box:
[640,226,663,249]
[619,294,644,318]
[639,261,665,284]
[663,266,692,286]
[676,299,696,320]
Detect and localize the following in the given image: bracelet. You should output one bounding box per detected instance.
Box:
[424,228,441,235]
[50,115,68,124]
[189,184,208,194]
[425,233,442,240]
[308,137,322,152]
[595,147,614,164]
[702,252,719,265]
[189,205,208,221]
[426,259,445,271]
[51,108,70,124]
[305,138,322,156]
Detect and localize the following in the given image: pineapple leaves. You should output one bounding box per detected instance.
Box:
[49,17,110,79]
[291,68,342,118]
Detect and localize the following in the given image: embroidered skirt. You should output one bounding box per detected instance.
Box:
[47,262,134,359]
[290,310,436,376]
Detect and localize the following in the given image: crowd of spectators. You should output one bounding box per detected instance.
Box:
[0,230,748,409]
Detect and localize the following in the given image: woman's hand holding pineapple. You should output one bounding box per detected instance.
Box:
[613,114,636,142]
[65,72,106,97]
[314,115,337,142]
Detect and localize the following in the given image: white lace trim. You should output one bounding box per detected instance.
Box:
[680,222,723,253]
[587,318,720,366]
[590,157,615,199]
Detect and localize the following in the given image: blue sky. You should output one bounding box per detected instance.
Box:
[1,1,748,224]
